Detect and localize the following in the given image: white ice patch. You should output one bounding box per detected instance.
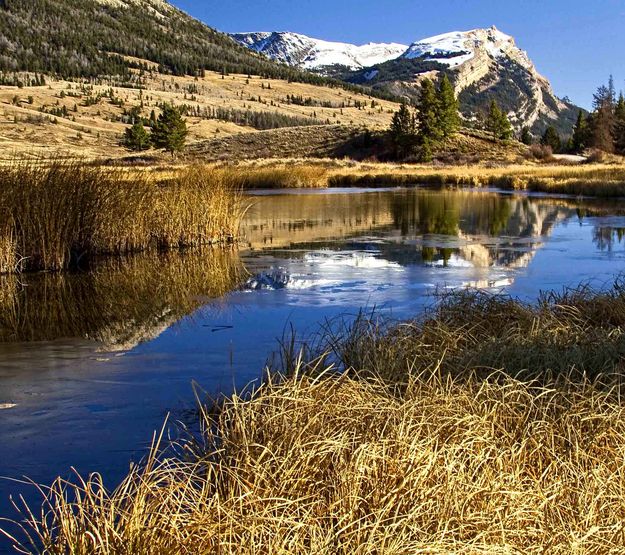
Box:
[428,254,474,268]
[245,269,337,291]
[285,278,337,290]
[461,277,514,289]
[307,252,404,271]
[364,69,379,81]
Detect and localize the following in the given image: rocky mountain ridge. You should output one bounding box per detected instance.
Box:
[232,26,580,135]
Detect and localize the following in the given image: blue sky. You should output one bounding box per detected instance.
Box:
[171,0,625,109]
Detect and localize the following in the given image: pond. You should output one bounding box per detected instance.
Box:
[1,187,625,545]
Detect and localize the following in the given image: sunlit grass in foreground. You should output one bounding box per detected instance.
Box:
[4,284,625,553]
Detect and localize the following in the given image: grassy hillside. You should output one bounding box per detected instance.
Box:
[0,70,400,160]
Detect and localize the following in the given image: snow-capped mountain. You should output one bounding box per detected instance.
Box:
[398,27,571,131]
[233,26,579,135]
[230,32,408,71]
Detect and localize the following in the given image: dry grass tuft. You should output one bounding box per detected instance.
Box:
[4,368,625,554]
[0,160,244,273]
[5,285,625,553]
[319,283,625,384]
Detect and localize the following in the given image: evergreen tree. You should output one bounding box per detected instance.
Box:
[520,126,533,145]
[486,100,512,140]
[541,125,562,153]
[416,79,442,143]
[389,103,417,158]
[571,110,589,153]
[614,93,625,154]
[123,121,151,151]
[436,74,460,139]
[591,77,616,152]
[151,104,188,156]
[388,77,459,161]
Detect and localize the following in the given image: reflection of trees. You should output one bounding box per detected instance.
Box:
[245,190,622,274]
[390,193,460,236]
[389,191,517,238]
[0,250,246,348]
[593,227,625,252]
[386,191,577,269]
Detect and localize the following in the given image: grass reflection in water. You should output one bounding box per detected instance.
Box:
[0,249,246,348]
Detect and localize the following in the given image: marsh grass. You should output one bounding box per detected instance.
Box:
[219,164,328,189]
[0,226,16,274]
[5,284,625,553]
[312,283,625,384]
[327,163,625,197]
[153,166,244,249]
[0,160,244,273]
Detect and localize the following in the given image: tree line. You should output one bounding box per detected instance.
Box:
[521,76,625,155]
[0,0,400,104]
[182,105,326,130]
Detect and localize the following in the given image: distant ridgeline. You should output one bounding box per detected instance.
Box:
[0,0,398,100]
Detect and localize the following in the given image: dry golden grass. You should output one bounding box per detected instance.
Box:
[0,69,398,160]
[224,164,328,189]
[195,157,625,197]
[0,160,244,273]
[5,370,625,554]
[326,162,625,197]
[318,284,625,383]
[5,285,625,553]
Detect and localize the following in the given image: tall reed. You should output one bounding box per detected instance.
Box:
[0,160,244,273]
[153,166,243,249]
[220,164,328,189]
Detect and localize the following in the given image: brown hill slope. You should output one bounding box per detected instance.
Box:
[0,70,398,161]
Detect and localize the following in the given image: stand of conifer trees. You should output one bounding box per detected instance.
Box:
[567,76,625,155]
[389,75,461,161]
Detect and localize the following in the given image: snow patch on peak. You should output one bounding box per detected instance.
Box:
[403,31,476,67]
[230,31,407,70]
[402,27,517,67]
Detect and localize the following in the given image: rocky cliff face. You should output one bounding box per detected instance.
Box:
[409,27,574,134]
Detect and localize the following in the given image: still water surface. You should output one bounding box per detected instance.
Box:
[1,187,625,542]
